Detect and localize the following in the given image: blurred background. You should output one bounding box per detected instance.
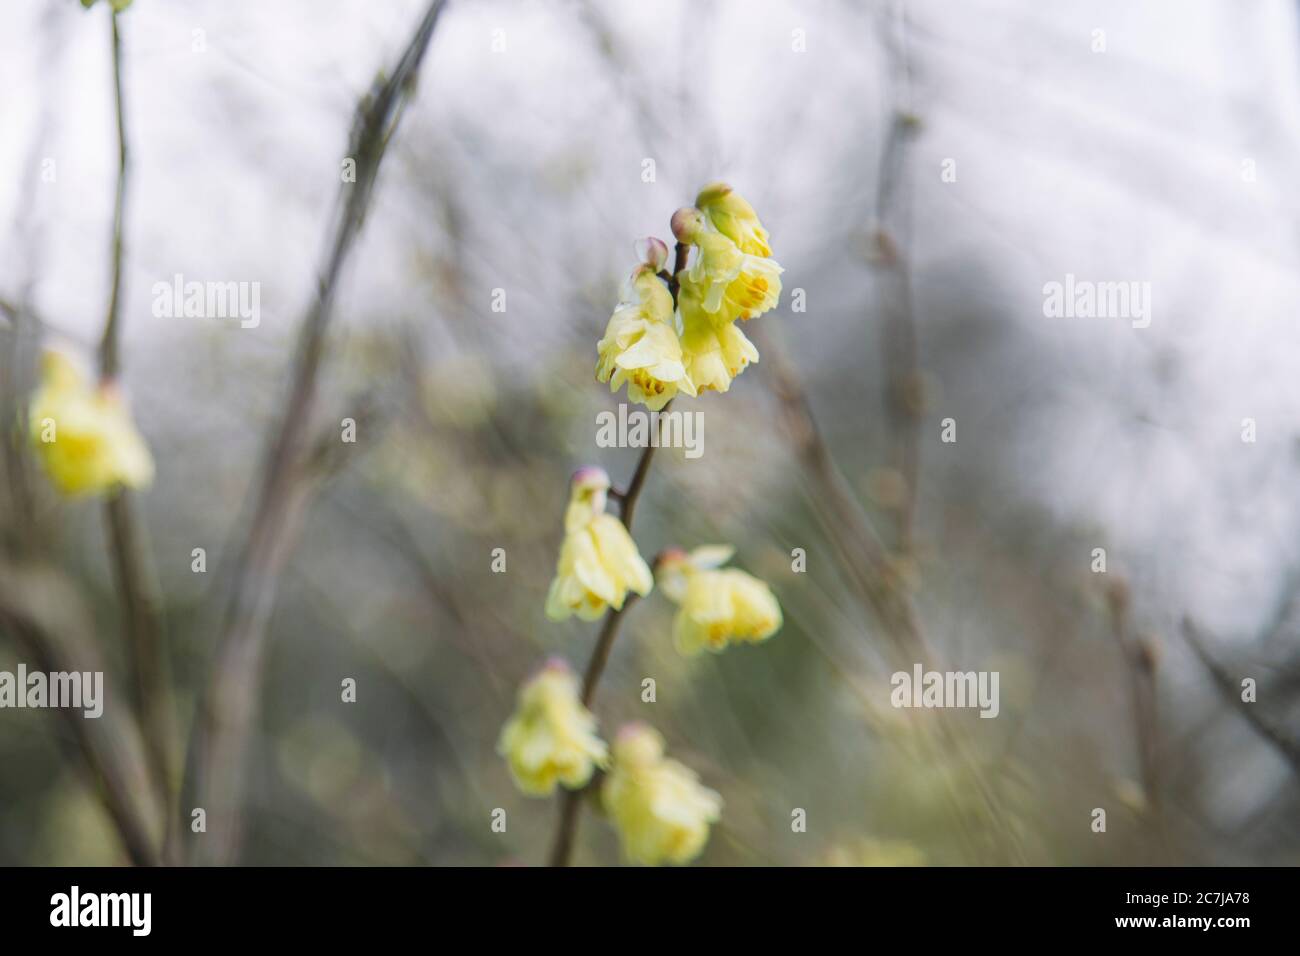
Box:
[2,0,1299,865]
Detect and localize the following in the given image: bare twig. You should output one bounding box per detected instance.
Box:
[182,0,449,865]
[755,313,1025,861]
[547,595,640,868]
[753,0,1023,864]
[98,10,129,381]
[0,301,39,557]
[873,0,923,555]
[1183,617,1300,782]
[665,241,688,307]
[1106,582,1166,857]
[0,562,161,865]
[93,8,177,861]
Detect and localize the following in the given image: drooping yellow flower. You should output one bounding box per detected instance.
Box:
[677,281,760,395]
[696,181,772,257]
[683,232,783,323]
[546,467,653,621]
[596,267,695,411]
[27,350,154,496]
[656,545,782,656]
[720,253,782,322]
[497,659,608,796]
[684,232,744,313]
[602,723,722,866]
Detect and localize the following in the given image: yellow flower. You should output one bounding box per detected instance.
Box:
[27,350,154,496]
[596,268,694,411]
[546,467,653,621]
[602,723,722,865]
[683,232,783,323]
[678,281,760,395]
[497,659,608,796]
[696,181,772,257]
[684,232,744,313]
[656,545,782,656]
[721,253,782,322]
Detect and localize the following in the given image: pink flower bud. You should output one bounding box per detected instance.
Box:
[541,656,574,675]
[570,465,611,492]
[670,207,705,244]
[634,237,670,271]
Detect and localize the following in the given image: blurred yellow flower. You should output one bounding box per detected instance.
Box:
[546,467,653,621]
[656,545,782,656]
[602,723,721,865]
[678,282,760,395]
[497,659,608,796]
[824,837,926,867]
[695,181,772,257]
[596,268,694,411]
[28,350,153,496]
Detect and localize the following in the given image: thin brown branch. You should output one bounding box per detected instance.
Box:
[666,241,688,304]
[753,329,1025,863]
[548,273,681,867]
[1106,581,1167,858]
[93,7,177,861]
[0,562,161,865]
[181,0,448,866]
[1183,617,1300,782]
[98,10,128,381]
[874,0,922,556]
[103,490,175,857]
[547,598,636,868]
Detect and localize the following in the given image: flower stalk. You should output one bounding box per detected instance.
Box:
[547,406,667,867]
[547,247,686,865]
[532,183,785,866]
[98,6,177,862]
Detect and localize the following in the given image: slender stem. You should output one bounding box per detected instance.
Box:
[666,241,688,302]
[96,8,177,862]
[548,260,685,867]
[0,565,161,867]
[181,0,448,866]
[548,597,638,868]
[1183,618,1300,781]
[875,0,921,555]
[3,615,157,865]
[617,440,659,533]
[99,11,128,380]
[1107,587,1162,827]
[755,329,1027,862]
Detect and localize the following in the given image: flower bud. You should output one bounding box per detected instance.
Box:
[566,465,611,526]
[634,237,670,272]
[570,465,611,494]
[671,206,705,244]
[695,181,733,206]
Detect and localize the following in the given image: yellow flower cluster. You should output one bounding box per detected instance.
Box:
[496,671,722,864]
[656,545,783,656]
[504,185,788,867]
[597,183,782,406]
[544,466,653,622]
[601,722,722,866]
[496,659,607,796]
[28,350,154,496]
